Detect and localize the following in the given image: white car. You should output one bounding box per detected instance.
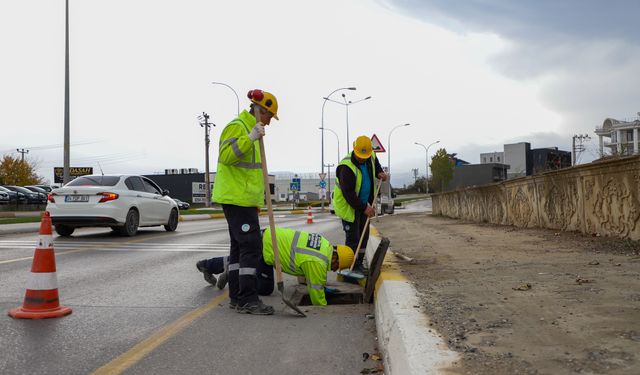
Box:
[46,175,179,237]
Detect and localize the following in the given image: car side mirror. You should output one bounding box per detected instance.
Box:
[162,190,170,196]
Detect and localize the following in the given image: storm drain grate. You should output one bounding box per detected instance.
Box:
[298,292,363,306]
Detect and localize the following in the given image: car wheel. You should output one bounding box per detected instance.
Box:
[164,209,178,232]
[55,224,75,237]
[118,209,139,236]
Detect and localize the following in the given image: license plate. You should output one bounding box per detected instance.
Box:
[65,195,89,202]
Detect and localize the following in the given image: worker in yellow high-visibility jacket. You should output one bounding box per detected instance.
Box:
[197,227,354,306]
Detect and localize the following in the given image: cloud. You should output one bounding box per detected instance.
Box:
[378,0,640,141]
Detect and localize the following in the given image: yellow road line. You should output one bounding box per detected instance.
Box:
[92,291,229,375]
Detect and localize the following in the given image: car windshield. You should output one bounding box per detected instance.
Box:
[66,176,120,187]
[8,186,33,194]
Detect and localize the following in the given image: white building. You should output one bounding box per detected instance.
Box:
[503,142,531,179]
[480,152,504,164]
[595,117,640,156]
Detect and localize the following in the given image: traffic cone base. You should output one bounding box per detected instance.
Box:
[306,206,314,224]
[7,211,72,319]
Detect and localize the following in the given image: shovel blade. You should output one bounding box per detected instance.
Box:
[277,282,306,317]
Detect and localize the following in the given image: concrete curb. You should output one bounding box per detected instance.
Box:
[368,226,459,375]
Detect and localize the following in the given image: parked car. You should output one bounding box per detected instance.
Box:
[173,198,190,210]
[0,186,18,203]
[34,185,59,193]
[3,186,41,204]
[46,175,179,237]
[0,190,9,204]
[24,186,49,204]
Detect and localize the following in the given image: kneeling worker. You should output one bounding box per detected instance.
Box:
[197,227,354,307]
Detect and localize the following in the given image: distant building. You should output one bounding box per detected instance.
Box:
[531,147,571,175]
[504,142,532,178]
[595,117,640,156]
[480,152,504,164]
[144,171,275,204]
[448,163,509,190]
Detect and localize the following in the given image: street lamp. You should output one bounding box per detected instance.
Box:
[387,123,411,188]
[415,140,440,193]
[318,127,340,164]
[323,93,372,148]
[321,87,356,212]
[211,81,240,116]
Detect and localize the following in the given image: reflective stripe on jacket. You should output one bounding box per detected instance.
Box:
[333,154,376,223]
[211,110,264,207]
[262,227,332,306]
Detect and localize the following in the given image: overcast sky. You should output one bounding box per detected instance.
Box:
[1,0,637,186]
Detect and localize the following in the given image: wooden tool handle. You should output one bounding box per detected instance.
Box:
[348,178,383,271]
[258,137,283,283]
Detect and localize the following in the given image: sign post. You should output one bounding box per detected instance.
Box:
[54,167,93,184]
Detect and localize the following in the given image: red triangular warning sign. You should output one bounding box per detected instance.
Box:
[371,134,386,153]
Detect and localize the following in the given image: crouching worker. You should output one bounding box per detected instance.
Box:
[196,227,354,306]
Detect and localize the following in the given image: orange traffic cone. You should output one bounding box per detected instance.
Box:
[8,211,72,319]
[306,205,314,224]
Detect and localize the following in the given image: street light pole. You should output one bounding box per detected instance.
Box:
[321,87,355,212]
[387,123,411,189]
[415,140,440,193]
[319,127,340,164]
[211,81,240,116]
[324,94,372,150]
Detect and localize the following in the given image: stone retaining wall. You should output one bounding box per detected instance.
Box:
[432,155,640,240]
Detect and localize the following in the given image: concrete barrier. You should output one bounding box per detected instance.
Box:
[369,227,459,374]
[432,155,640,240]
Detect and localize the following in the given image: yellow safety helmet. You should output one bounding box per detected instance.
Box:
[353,135,373,159]
[335,245,355,270]
[247,89,279,120]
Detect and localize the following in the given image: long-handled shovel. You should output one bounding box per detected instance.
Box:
[258,137,306,317]
[339,178,383,280]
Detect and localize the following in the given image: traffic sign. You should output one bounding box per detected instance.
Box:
[371,134,386,153]
[319,173,326,180]
[319,180,327,188]
[291,177,301,191]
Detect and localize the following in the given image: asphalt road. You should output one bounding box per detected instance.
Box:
[0,212,377,375]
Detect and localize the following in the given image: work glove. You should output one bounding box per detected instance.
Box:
[248,123,265,141]
[364,205,375,218]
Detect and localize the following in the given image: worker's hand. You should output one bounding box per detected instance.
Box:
[364,205,375,217]
[377,172,388,181]
[248,123,265,141]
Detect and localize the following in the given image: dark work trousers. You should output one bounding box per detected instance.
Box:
[203,255,274,296]
[342,209,370,261]
[222,204,262,306]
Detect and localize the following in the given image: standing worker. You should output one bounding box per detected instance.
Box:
[197,227,355,306]
[332,135,387,274]
[201,89,278,315]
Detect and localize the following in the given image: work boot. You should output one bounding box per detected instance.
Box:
[353,253,369,276]
[236,300,274,315]
[196,260,217,286]
[216,265,228,290]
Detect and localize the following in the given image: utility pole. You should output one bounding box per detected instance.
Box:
[412,168,419,190]
[198,112,215,207]
[572,134,590,165]
[16,148,29,162]
[63,0,71,184]
[324,163,334,201]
